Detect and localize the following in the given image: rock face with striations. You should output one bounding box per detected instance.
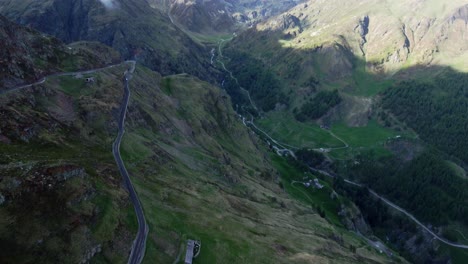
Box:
[232,0,468,78]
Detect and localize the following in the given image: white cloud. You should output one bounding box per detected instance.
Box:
[98,0,118,9]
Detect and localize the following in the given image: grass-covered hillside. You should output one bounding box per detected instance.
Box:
[0,17,398,262]
[119,68,399,263]
[223,0,468,121]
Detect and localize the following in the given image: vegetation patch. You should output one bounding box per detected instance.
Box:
[382,71,468,163]
[224,50,288,111]
[294,90,342,121]
[256,112,342,149]
[271,155,343,227]
[331,120,399,149]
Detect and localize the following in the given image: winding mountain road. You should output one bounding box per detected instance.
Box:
[112,61,149,264]
[367,189,468,249]
[1,61,150,262]
[0,63,123,95]
[309,168,468,249]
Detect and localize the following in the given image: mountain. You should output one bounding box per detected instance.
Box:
[145,0,305,34]
[0,0,213,78]
[229,0,468,77]
[223,0,467,114]
[220,1,468,263]
[222,0,468,127]
[0,15,120,89]
[0,14,399,264]
[1,0,468,263]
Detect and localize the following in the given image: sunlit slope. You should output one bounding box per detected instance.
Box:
[254,0,468,73]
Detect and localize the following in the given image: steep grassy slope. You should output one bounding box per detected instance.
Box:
[115,68,398,263]
[0,17,399,262]
[0,18,138,263]
[0,63,135,263]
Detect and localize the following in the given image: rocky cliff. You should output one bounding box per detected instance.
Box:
[246,0,468,75]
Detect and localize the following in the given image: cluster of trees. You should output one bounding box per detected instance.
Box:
[294,90,341,121]
[343,151,468,226]
[382,72,468,163]
[296,148,325,167]
[334,178,420,261]
[224,50,288,111]
[222,78,250,112]
[334,175,417,233]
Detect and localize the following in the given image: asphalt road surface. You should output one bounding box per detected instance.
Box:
[112,61,149,264]
[0,63,123,95]
[308,167,468,249]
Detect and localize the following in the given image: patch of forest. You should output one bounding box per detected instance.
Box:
[294,90,342,121]
[224,49,288,111]
[381,71,468,163]
[342,151,468,226]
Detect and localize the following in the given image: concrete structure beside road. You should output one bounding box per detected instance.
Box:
[185,239,201,264]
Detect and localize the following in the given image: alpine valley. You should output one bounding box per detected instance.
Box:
[0,1,467,264]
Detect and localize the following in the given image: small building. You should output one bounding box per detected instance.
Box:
[184,240,194,264]
[314,178,324,189]
[185,240,201,264]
